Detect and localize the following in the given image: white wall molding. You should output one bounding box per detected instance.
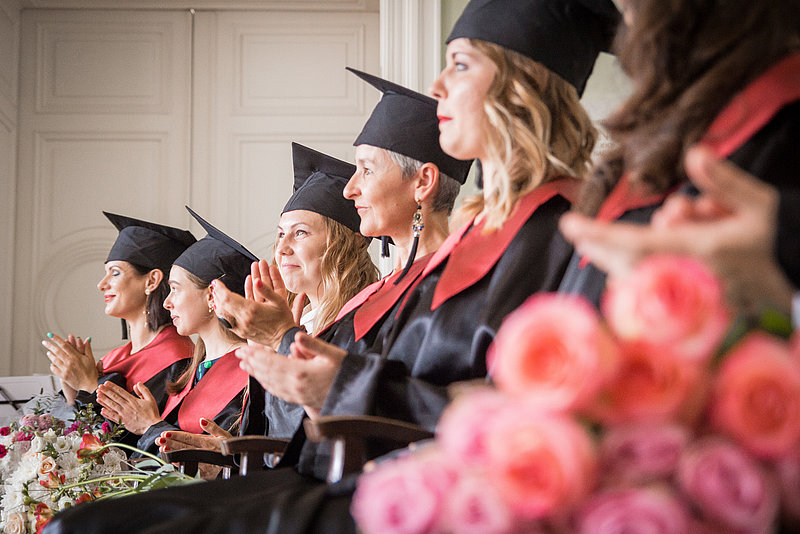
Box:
[21,0,377,11]
[379,0,440,92]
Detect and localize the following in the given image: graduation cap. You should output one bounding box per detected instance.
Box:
[173,207,259,297]
[104,211,196,275]
[282,143,361,234]
[348,67,473,184]
[447,0,621,96]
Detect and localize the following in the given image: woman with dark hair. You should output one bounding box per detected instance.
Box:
[93,209,254,454]
[42,212,195,419]
[558,0,800,306]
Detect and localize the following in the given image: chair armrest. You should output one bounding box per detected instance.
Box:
[303,415,433,484]
[220,436,290,476]
[160,448,236,478]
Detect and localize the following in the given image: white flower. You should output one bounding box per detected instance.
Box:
[2,511,26,534]
[29,436,45,453]
[43,429,57,443]
[53,436,71,455]
[57,495,75,511]
[2,489,24,511]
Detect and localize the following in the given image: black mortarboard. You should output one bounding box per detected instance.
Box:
[104,211,196,274]
[447,0,621,96]
[282,143,361,234]
[174,207,259,297]
[348,67,473,184]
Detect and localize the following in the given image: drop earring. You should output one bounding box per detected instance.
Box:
[395,201,424,284]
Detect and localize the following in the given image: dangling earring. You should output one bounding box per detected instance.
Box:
[143,288,151,316]
[395,201,424,284]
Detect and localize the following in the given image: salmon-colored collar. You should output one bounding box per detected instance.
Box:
[428,177,582,311]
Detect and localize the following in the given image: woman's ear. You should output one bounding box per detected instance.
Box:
[414,162,441,205]
[145,269,164,293]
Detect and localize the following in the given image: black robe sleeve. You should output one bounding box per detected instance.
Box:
[135,383,246,455]
[560,101,800,304]
[297,196,573,479]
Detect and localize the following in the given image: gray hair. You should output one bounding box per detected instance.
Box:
[384,149,461,215]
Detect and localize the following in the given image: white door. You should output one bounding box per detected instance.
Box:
[12,5,379,374]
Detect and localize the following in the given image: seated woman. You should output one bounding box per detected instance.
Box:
[152,142,380,455]
[558,0,800,306]
[158,91,470,456]
[41,2,619,533]
[93,208,256,454]
[42,212,195,444]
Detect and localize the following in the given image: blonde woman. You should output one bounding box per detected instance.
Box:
[155,143,380,452]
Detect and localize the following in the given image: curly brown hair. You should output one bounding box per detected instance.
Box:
[456,40,597,232]
[584,0,800,212]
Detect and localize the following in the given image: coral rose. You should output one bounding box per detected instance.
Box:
[592,340,706,425]
[489,293,618,412]
[603,255,729,363]
[712,332,800,459]
[485,410,596,519]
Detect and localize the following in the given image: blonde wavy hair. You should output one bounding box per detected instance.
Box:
[280,215,379,333]
[313,217,379,332]
[456,40,597,232]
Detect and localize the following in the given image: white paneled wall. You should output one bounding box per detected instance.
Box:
[191,10,379,254]
[11,4,380,374]
[0,0,21,375]
[14,10,193,372]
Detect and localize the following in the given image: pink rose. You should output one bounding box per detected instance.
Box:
[441,473,514,534]
[599,424,689,486]
[0,443,7,458]
[711,332,800,459]
[602,255,729,363]
[488,293,618,412]
[37,414,55,431]
[0,426,10,436]
[351,451,458,534]
[485,409,596,520]
[591,341,706,425]
[101,421,112,434]
[436,388,509,466]
[13,430,33,442]
[575,487,691,534]
[19,413,38,429]
[677,438,777,532]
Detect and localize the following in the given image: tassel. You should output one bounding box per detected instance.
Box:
[475,159,483,189]
[121,318,128,340]
[394,203,424,285]
[381,236,390,258]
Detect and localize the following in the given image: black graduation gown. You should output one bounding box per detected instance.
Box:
[239,254,436,443]
[560,54,800,303]
[75,326,193,453]
[136,351,248,454]
[43,181,577,534]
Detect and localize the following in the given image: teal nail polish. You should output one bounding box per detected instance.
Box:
[46,332,54,339]
[86,337,92,343]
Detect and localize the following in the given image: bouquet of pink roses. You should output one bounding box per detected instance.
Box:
[351,255,800,534]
